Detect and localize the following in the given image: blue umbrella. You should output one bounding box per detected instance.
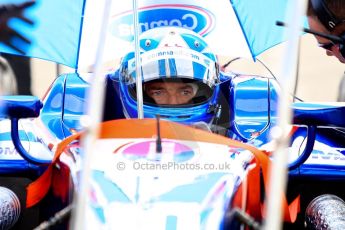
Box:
[231,0,291,58]
[0,0,84,68]
[0,0,292,69]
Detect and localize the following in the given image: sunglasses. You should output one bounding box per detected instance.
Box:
[318,41,337,51]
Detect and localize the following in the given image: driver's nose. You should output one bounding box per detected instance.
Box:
[168,95,179,105]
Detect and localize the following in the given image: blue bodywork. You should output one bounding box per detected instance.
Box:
[1,72,345,229]
[2,72,345,178]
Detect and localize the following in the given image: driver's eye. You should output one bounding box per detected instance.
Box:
[180,89,193,96]
[150,90,166,97]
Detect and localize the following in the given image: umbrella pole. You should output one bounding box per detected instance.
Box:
[263,1,308,229]
[133,0,144,119]
[69,0,112,229]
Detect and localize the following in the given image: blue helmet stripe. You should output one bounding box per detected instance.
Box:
[192,62,207,81]
[158,59,166,77]
[168,58,177,77]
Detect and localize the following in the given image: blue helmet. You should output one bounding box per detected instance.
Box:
[119,26,221,126]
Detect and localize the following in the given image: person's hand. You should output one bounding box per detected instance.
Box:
[0,0,35,54]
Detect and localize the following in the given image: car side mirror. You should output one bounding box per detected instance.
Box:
[0,95,42,119]
[288,102,345,170]
[0,96,50,164]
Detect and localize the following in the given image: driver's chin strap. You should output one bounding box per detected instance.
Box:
[26,119,300,223]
